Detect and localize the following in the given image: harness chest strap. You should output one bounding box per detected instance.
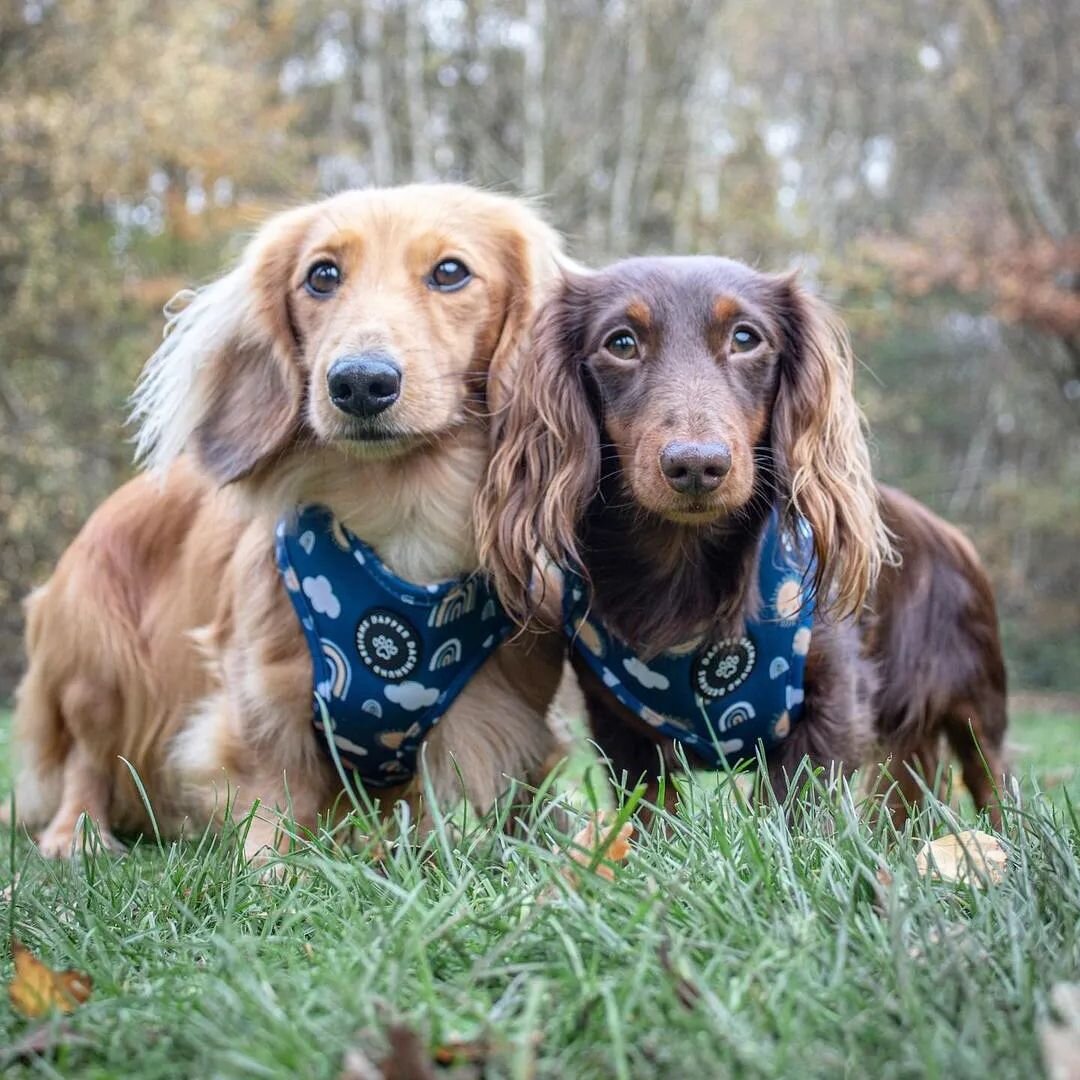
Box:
[276,505,513,788]
[277,504,815,784]
[563,508,817,767]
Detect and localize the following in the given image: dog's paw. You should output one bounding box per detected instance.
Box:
[35,824,79,859]
[93,830,128,856]
[36,819,126,859]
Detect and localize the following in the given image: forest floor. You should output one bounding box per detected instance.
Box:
[1,704,1078,1079]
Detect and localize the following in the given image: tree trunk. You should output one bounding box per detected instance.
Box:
[403,0,432,180]
[608,1,647,249]
[360,1,395,186]
[522,0,546,193]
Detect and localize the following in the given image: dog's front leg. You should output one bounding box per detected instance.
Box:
[169,687,337,864]
[765,620,877,806]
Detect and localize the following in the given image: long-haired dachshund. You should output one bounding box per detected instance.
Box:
[12,184,567,859]
[480,257,1008,819]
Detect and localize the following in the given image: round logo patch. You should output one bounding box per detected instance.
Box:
[355,608,421,681]
[693,637,756,699]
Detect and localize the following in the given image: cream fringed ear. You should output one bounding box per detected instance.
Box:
[131,267,252,473]
[130,205,315,484]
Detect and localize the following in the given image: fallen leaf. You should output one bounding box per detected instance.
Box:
[1041,983,1080,1080]
[339,1023,480,1080]
[915,829,1007,887]
[432,1037,493,1066]
[868,863,895,915]
[339,1045,383,1080]
[563,812,634,883]
[0,1021,94,1067]
[658,939,701,1010]
[1051,983,1080,1026]
[8,939,92,1018]
[1041,1028,1080,1080]
[384,1023,470,1080]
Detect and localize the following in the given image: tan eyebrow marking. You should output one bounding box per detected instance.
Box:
[712,296,742,324]
[625,298,652,328]
[312,230,366,259]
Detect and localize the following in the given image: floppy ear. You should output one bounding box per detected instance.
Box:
[131,205,314,485]
[772,277,893,618]
[477,276,601,625]
[482,202,571,417]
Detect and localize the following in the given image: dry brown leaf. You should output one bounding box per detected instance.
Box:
[338,1044,383,1080]
[915,830,1007,887]
[385,1023,479,1079]
[563,812,635,883]
[1041,1028,1080,1080]
[339,1023,481,1080]
[869,864,895,915]
[658,939,701,1010]
[1041,983,1080,1080]
[432,1037,496,1066]
[8,939,92,1018]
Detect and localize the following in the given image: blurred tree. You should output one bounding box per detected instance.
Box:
[0,0,1076,694]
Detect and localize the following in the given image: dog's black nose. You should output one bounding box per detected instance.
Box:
[660,440,732,495]
[327,353,402,418]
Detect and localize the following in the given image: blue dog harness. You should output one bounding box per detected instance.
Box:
[276,505,513,787]
[564,509,816,767]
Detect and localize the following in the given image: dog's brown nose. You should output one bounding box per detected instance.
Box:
[660,441,732,495]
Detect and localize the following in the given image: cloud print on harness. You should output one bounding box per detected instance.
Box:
[302,574,341,618]
[277,504,515,786]
[384,680,440,711]
[562,506,816,770]
[623,656,670,691]
[331,732,369,757]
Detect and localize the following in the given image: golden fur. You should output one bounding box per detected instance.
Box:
[13,184,567,859]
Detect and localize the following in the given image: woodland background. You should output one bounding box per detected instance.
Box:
[0,0,1077,697]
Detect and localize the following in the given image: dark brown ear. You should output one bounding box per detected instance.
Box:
[477,276,601,624]
[132,205,313,485]
[771,276,892,617]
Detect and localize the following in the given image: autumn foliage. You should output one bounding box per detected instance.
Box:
[0,0,1076,694]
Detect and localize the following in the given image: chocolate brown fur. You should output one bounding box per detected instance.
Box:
[867,486,1008,819]
[481,257,1007,816]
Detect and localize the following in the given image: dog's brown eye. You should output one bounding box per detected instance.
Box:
[604,331,639,361]
[731,326,762,353]
[305,262,341,297]
[429,258,472,292]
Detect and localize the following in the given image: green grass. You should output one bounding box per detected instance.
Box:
[1,709,1078,1078]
